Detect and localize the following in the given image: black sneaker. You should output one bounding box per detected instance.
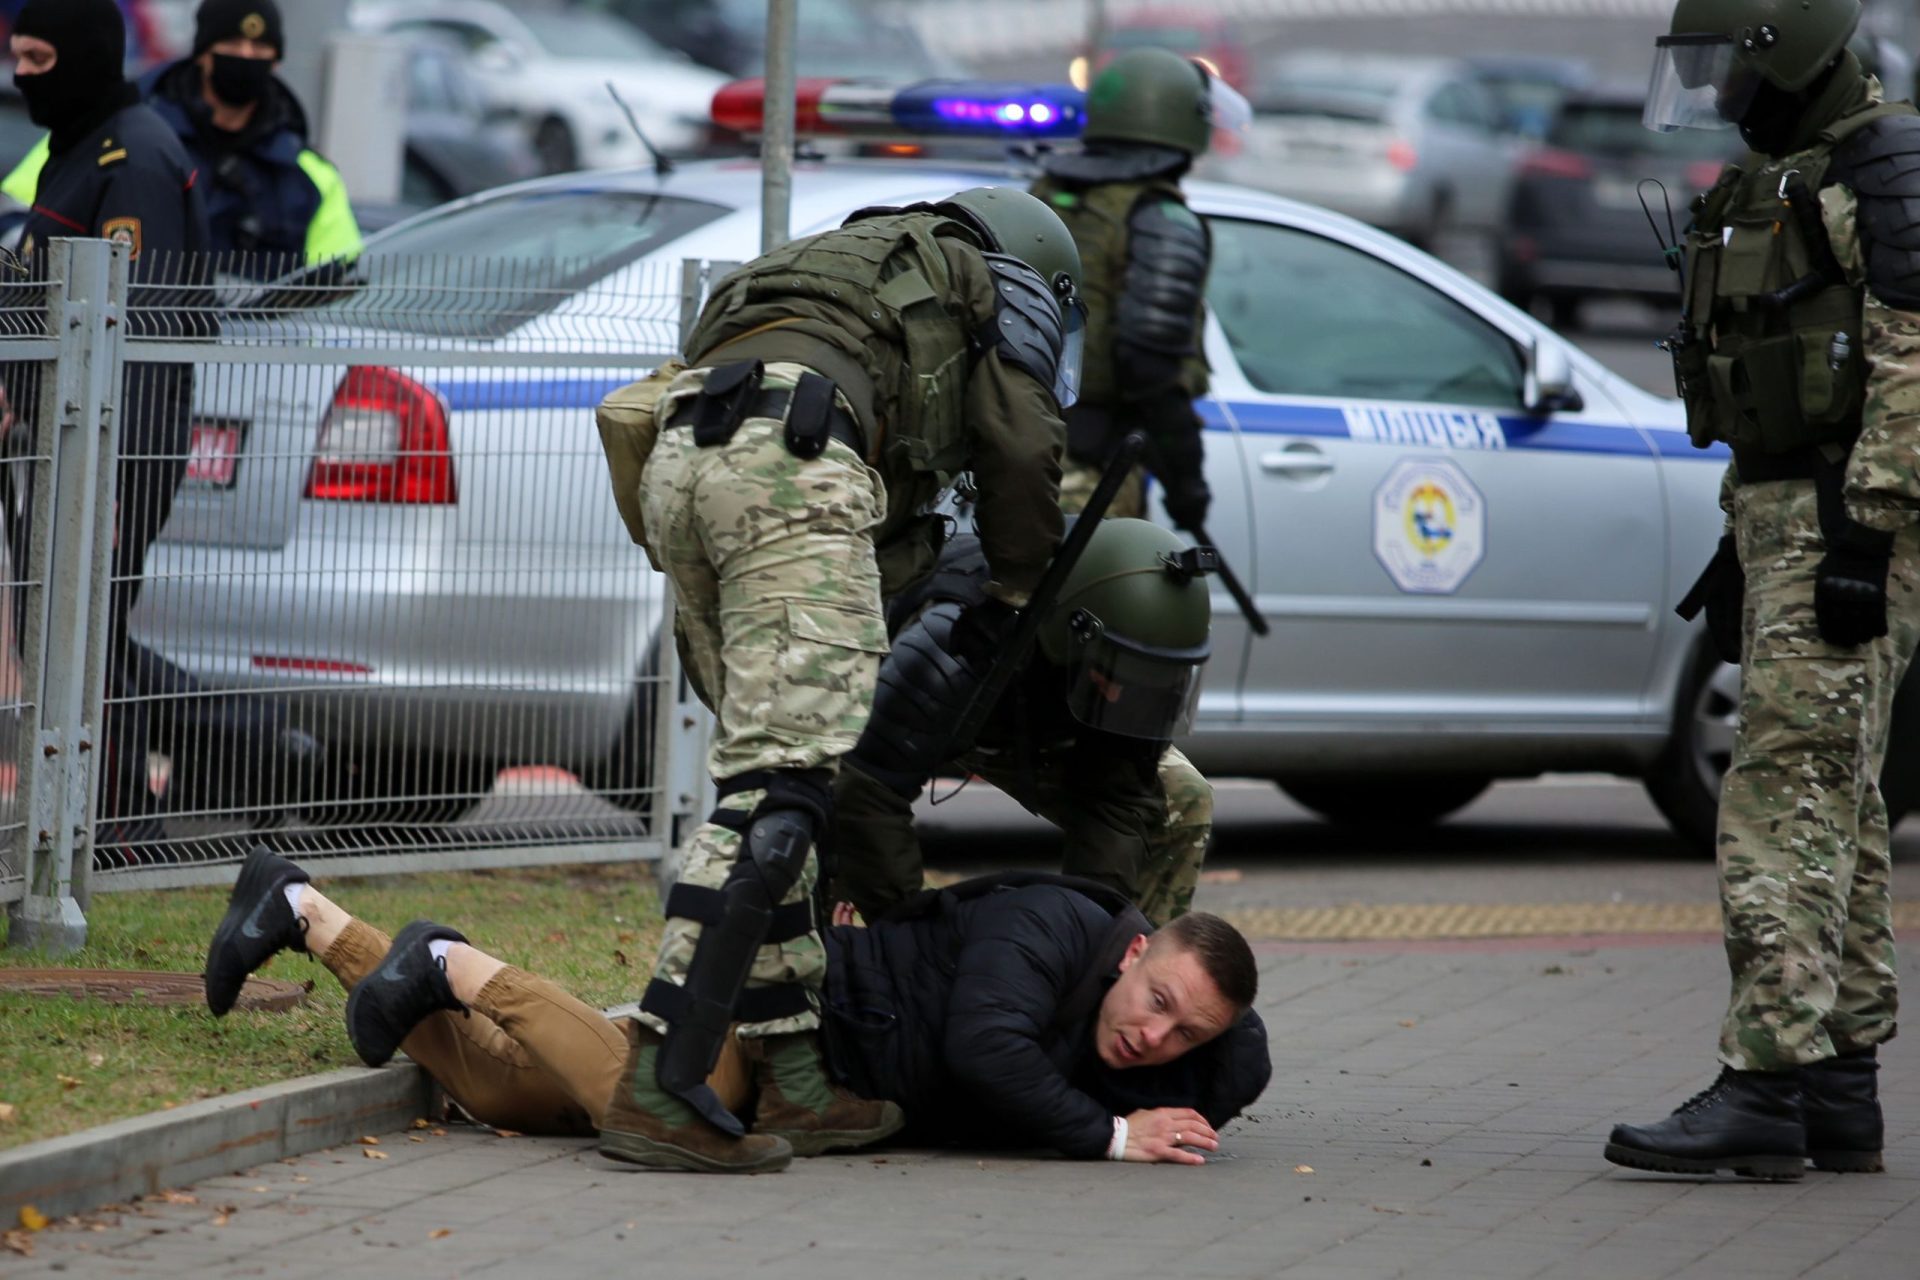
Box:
[203,846,311,1016]
[345,920,468,1067]
[1605,1067,1805,1180]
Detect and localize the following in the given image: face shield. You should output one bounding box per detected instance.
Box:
[1055,278,1087,408]
[1644,33,1761,132]
[1203,72,1253,138]
[1061,619,1209,741]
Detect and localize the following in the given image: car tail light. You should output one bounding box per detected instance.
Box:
[1686,159,1725,192]
[1519,148,1593,180]
[1386,139,1418,172]
[306,367,456,506]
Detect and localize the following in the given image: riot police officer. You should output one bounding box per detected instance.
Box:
[1607,0,1920,1181]
[5,0,362,280]
[834,518,1216,929]
[1028,47,1246,530]
[594,187,1081,1173]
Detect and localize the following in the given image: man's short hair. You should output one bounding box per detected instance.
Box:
[1154,912,1257,1011]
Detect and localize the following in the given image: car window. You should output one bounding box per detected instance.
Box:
[1452,83,1502,133]
[1428,84,1474,127]
[1207,218,1525,408]
[391,19,499,55]
[407,51,455,113]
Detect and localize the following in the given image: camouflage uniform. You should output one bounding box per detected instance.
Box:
[1695,73,1920,1071]
[635,363,889,1036]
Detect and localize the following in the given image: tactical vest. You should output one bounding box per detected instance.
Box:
[1678,100,1915,454]
[684,212,974,481]
[1029,174,1189,408]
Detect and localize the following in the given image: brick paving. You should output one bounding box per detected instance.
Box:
[8,919,1917,1279]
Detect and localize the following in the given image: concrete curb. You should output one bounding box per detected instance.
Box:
[0,1063,431,1220]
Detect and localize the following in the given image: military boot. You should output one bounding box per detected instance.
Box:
[599,1022,792,1174]
[748,1031,904,1157]
[1605,1067,1805,1180]
[1803,1049,1884,1173]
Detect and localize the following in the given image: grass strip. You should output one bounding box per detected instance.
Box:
[0,864,661,1151]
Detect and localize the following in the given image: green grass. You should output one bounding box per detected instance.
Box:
[0,864,662,1151]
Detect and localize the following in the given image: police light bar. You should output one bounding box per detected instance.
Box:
[712,78,1087,141]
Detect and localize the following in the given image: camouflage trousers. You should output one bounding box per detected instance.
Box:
[1059,455,1146,520]
[1718,479,1920,1070]
[834,743,1212,928]
[637,364,889,1037]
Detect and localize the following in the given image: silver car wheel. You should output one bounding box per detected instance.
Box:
[1688,660,1741,800]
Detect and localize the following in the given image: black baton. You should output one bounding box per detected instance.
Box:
[1187,523,1268,637]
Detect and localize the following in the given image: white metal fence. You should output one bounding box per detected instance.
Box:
[3,240,724,950]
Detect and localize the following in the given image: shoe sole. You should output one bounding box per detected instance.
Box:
[598,1129,791,1174]
[1604,1142,1804,1181]
[764,1107,907,1158]
[1809,1148,1885,1173]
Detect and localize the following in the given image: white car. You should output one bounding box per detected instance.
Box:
[354,0,728,172]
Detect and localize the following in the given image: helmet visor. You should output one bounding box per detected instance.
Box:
[1204,73,1253,138]
[1644,34,1760,132]
[1056,291,1087,408]
[1062,629,1208,740]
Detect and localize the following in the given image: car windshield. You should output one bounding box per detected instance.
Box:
[1255,71,1396,121]
[295,189,729,338]
[519,11,665,60]
[1550,103,1731,158]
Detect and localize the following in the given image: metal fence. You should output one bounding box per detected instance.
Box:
[4,240,727,949]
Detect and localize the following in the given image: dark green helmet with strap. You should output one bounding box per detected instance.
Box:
[1646,0,1861,130]
[1084,48,1214,155]
[1037,518,1213,741]
[935,186,1084,301]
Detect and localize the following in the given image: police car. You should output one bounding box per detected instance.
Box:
[134,78,1919,850]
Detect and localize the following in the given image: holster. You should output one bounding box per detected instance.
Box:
[691,359,764,447]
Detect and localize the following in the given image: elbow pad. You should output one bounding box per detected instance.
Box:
[1833,114,1920,310]
[1116,198,1210,394]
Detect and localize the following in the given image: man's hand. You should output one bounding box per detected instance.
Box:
[1123,1108,1219,1165]
[1816,523,1896,647]
[1159,475,1210,533]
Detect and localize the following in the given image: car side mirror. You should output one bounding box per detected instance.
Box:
[1524,339,1584,416]
[473,43,521,75]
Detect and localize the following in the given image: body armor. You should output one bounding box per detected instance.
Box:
[1677,99,1914,455]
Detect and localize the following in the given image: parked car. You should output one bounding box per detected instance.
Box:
[136,141,1918,850]
[1211,54,1520,250]
[577,0,952,80]
[354,0,728,173]
[1463,54,1591,141]
[393,36,543,211]
[1499,85,1735,329]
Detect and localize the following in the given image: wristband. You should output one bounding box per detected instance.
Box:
[1107,1116,1128,1161]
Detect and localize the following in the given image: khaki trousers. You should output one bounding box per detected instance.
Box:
[320,919,749,1136]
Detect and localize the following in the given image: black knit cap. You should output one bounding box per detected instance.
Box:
[193,0,285,58]
[11,0,127,82]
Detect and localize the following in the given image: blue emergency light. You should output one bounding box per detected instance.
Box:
[712,78,1087,141]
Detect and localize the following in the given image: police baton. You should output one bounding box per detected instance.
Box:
[942,432,1148,757]
[1186,524,1268,637]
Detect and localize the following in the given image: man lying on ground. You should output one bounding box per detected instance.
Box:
[203,849,1270,1170]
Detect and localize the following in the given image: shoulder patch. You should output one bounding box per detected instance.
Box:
[101,217,142,260]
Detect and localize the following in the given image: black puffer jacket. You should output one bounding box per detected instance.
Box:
[822,875,1271,1158]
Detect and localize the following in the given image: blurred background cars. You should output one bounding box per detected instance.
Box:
[1211,54,1519,250]
[385,36,543,223]
[1463,54,1591,140]
[355,0,728,173]
[1071,7,1249,92]
[577,0,953,81]
[1498,84,1734,329]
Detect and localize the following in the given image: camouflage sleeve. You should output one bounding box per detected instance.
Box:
[944,239,1066,607]
[1718,461,1736,526]
[1826,184,1920,532]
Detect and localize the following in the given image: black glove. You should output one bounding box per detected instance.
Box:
[1675,533,1744,664]
[949,597,1017,667]
[1158,474,1211,532]
[1816,523,1895,647]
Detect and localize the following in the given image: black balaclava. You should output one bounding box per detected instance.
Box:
[1739,58,1844,156]
[12,0,133,142]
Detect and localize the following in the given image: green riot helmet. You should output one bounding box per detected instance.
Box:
[1037,518,1214,741]
[1082,47,1252,157]
[935,186,1089,406]
[1644,0,1860,132]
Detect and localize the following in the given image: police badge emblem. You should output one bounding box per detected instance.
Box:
[102,217,143,260]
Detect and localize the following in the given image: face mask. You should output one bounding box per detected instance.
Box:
[208,53,274,108]
[14,64,92,130]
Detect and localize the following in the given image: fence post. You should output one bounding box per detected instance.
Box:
[5,240,124,952]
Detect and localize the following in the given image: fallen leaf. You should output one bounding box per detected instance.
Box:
[407,1135,425,1144]
[248,1186,267,1194]
[161,1101,177,1110]
[431,1128,448,1137]
[543,931,567,944]
[362,1149,389,1161]
[429,1229,452,1240]
[612,950,630,967]
[1294,1165,1315,1175]
[2,1229,33,1257]
[411,1118,431,1130]
[1197,868,1243,884]
[212,1214,231,1228]
[0,1103,15,1124]
[1398,1020,1416,1029]
[156,1192,198,1206]
[493,1128,522,1139]
[292,1176,310,1184]
[57,1074,83,1090]
[17,1207,47,1232]
[86,1053,105,1069]
[357,1135,381,1146]
[616,931,638,944]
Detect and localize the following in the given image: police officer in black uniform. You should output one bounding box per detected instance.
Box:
[7,0,213,856]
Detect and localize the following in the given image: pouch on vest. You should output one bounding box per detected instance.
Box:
[692,359,764,447]
[595,357,689,552]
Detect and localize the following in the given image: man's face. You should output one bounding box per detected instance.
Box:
[1093,933,1239,1070]
[11,35,56,78]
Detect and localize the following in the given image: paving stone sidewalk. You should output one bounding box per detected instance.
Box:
[7,928,1916,1279]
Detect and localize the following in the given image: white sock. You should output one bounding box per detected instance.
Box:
[282,883,305,916]
[428,939,455,965]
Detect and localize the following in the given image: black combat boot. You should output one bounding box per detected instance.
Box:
[1803,1049,1884,1173]
[1605,1067,1805,1180]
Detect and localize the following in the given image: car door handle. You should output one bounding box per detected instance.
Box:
[1260,451,1334,476]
